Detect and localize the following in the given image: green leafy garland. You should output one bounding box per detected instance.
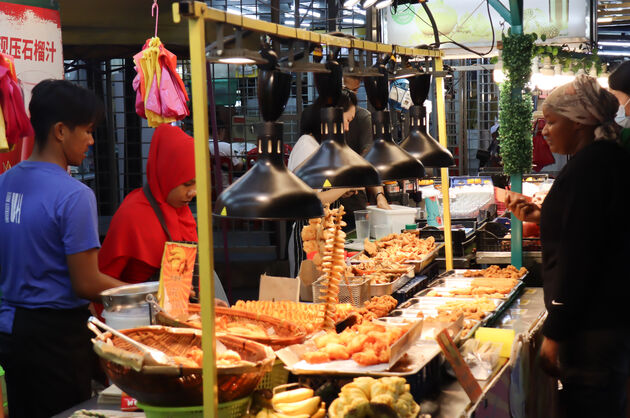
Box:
[499,30,536,175]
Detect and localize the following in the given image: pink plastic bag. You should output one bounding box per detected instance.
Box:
[145,72,162,115]
[159,66,188,118]
[132,72,146,119]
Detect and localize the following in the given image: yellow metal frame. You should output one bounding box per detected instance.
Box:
[173,2,453,415]
[434,57,453,270]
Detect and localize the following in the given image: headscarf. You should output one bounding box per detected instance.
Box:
[544,74,620,141]
[99,125,197,278]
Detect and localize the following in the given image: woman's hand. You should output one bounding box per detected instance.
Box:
[376,193,392,210]
[538,337,560,377]
[506,194,541,224]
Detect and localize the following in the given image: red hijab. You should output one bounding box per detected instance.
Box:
[99,125,197,279]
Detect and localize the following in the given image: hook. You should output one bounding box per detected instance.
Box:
[152,0,159,38]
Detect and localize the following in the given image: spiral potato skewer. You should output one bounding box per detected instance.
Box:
[320,205,347,329]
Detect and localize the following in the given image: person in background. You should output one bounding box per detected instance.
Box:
[506,75,630,418]
[0,80,127,418]
[99,124,228,303]
[607,60,630,151]
[342,75,374,155]
[209,118,244,189]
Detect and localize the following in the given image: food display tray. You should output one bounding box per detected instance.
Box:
[403,243,444,273]
[414,278,523,301]
[438,269,528,281]
[276,320,426,377]
[368,265,415,297]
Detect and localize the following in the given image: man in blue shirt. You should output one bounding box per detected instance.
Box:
[0,80,126,418]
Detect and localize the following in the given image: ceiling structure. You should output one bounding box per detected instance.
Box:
[597,0,630,59]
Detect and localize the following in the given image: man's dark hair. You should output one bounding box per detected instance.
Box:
[609,61,630,96]
[29,79,104,149]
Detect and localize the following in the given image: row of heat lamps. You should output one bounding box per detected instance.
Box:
[212,46,453,220]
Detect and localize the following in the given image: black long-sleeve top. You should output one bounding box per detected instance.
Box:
[540,139,630,341]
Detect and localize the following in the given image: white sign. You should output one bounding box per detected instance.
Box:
[0,2,63,172]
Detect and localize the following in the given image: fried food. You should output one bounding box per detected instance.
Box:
[302,322,410,366]
[354,295,398,323]
[463,265,527,279]
[318,205,348,329]
[329,377,419,418]
[232,300,354,334]
[426,277,519,298]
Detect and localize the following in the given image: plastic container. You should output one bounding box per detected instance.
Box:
[367,204,416,237]
[102,304,152,330]
[256,359,289,390]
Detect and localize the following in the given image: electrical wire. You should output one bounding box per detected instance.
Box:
[400,0,496,57]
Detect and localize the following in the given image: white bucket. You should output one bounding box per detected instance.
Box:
[102,304,151,330]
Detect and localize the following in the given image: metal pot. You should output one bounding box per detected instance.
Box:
[100,282,159,312]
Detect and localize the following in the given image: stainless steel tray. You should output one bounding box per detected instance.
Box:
[415,277,521,300]
[439,268,528,281]
[403,243,444,273]
[368,265,414,297]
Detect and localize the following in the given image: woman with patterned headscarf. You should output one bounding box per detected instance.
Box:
[507,75,630,417]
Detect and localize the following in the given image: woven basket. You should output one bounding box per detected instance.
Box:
[155,306,307,350]
[92,326,274,406]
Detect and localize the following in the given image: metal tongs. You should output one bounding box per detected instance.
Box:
[88,316,177,367]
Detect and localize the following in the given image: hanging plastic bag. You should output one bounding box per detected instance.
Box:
[0,54,33,152]
[132,37,189,127]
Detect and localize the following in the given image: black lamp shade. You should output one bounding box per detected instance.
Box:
[364,64,389,110]
[364,110,425,181]
[294,107,381,188]
[315,59,343,107]
[214,122,324,220]
[408,74,432,105]
[401,105,455,168]
[258,69,291,122]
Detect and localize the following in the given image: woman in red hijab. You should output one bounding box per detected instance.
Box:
[99,124,198,283]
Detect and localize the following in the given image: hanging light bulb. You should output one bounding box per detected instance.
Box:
[493,55,506,84]
[401,74,454,167]
[374,0,393,9]
[207,26,267,65]
[214,65,323,219]
[215,122,323,219]
[294,107,381,188]
[343,0,361,7]
[362,0,378,9]
[364,110,426,180]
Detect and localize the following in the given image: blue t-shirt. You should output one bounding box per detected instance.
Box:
[0,161,100,334]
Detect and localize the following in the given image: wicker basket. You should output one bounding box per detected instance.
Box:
[92,326,274,406]
[312,276,370,307]
[155,307,307,350]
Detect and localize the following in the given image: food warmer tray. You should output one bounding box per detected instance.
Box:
[438,269,528,281]
[414,277,523,301]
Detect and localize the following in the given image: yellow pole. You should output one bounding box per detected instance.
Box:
[434,57,453,270]
[179,2,218,416]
